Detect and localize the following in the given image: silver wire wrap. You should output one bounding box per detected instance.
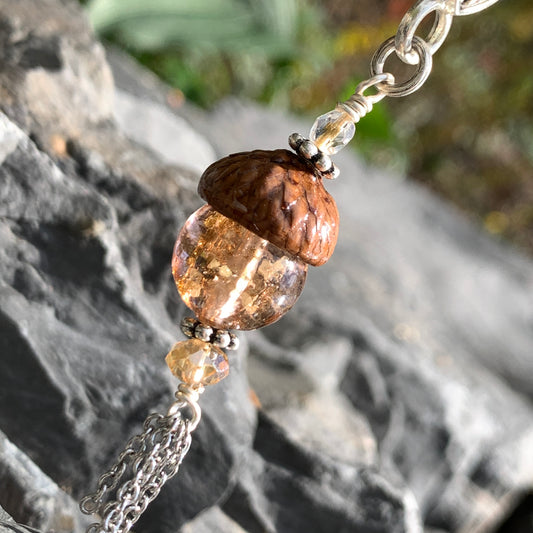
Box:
[340,73,396,124]
[80,389,201,533]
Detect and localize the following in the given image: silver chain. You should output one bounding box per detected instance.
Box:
[80,386,202,533]
[341,0,501,121]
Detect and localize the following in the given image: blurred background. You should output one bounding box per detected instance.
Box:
[0,1,530,531]
[84,0,533,255]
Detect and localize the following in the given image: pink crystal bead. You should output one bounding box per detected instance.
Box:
[172,205,308,330]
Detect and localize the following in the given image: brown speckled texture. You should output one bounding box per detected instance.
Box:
[198,149,339,266]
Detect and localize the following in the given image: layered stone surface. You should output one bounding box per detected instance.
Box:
[172,205,307,330]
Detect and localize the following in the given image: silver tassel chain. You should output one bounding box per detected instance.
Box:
[80,386,202,533]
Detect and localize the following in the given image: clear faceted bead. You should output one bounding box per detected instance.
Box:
[172,205,308,331]
[165,339,229,386]
[310,108,355,155]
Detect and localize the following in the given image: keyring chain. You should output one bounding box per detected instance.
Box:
[341,0,502,118]
[80,1,502,532]
[362,0,499,99]
[289,0,502,179]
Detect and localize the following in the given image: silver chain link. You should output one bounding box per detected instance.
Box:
[340,0,501,120]
[80,389,201,533]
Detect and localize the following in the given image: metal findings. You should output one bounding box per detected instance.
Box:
[395,0,454,64]
[181,316,239,350]
[288,0,501,170]
[80,2,504,532]
[455,0,501,16]
[341,73,395,122]
[370,35,433,97]
[80,390,201,533]
[288,133,339,179]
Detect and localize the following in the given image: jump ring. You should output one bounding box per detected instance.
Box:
[395,0,454,64]
[370,35,433,97]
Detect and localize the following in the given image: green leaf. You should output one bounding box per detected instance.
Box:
[87,0,300,56]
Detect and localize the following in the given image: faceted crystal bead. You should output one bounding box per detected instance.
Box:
[310,108,355,155]
[172,205,308,330]
[165,339,229,386]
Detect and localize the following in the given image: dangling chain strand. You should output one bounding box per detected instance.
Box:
[81,388,201,533]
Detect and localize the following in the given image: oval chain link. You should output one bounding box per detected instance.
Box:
[344,0,501,103]
[370,35,433,97]
[395,0,454,65]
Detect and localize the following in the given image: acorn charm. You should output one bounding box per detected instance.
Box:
[198,149,339,266]
[172,148,339,331]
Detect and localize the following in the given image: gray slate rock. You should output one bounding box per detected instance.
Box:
[0,504,39,533]
[0,1,532,533]
[0,1,254,531]
[0,429,89,532]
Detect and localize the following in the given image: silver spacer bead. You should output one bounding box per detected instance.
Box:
[194,323,214,342]
[300,140,319,159]
[288,132,304,150]
[227,335,240,351]
[289,134,340,178]
[180,317,197,338]
[328,164,340,179]
[213,330,231,349]
[315,153,333,173]
[179,316,239,351]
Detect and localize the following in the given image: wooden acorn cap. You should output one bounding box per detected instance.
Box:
[198,149,339,266]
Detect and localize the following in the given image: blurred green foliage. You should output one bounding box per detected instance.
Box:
[86,0,533,254]
[89,0,299,54]
[87,0,330,108]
